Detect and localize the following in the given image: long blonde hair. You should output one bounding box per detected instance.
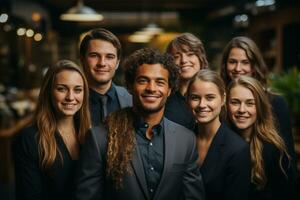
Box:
[34,60,91,170]
[227,76,290,189]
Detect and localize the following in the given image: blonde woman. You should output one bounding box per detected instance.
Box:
[187,69,251,200]
[14,60,91,200]
[227,76,297,200]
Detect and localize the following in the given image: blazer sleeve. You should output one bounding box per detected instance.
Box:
[182,134,205,200]
[74,128,107,200]
[224,144,251,200]
[13,128,43,200]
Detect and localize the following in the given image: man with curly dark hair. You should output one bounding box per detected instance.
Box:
[75,48,205,200]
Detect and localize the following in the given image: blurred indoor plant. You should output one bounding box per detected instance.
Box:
[269,67,300,127]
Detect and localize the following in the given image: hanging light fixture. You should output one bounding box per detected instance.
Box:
[60,0,103,22]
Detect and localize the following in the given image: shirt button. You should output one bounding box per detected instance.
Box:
[150,188,154,193]
[150,167,154,171]
[149,142,153,146]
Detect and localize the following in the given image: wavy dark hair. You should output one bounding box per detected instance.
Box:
[35,60,91,170]
[124,48,180,94]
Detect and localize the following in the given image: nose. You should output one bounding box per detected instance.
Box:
[145,81,157,92]
[234,62,242,72]
[180,53,188,64]
[66,90,75,101]
[97,56,106,66]
[198,99,206,108]
[238,102,246,113]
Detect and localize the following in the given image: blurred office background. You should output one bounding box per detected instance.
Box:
[1,0,300,199]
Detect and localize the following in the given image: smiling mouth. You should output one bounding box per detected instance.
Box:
[62,103,77,108]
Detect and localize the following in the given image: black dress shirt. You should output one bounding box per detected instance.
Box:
[165,91,196,130]
[134,117,164,199]
[89,85,120,126]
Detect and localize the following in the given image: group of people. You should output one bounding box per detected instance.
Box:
[13,28,298,200]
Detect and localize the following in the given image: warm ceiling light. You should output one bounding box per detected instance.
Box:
[60,0,103,22]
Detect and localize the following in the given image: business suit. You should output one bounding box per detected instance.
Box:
[75,117,205,200]
[89,84,132,126]
[249,141,298,200]
[200,123,251,200]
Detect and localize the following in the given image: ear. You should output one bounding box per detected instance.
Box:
[222,93,226,106]
[115,60,120,70]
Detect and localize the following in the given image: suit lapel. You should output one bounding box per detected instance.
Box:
[201,123,225,175]
[131,145,150,200]
[153,118,176,199]
[115,86,131,108]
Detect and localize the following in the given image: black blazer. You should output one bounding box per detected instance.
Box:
[200,123,251,200]
[75,118,205,200]
[13,125,77,200]
[249,141,298,200]
[269,94,296,161]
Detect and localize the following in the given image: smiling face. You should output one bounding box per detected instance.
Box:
[226,47,253,81]
[52,70,84,118]
[81,39,119,88]
[130,63,171,115]
[228,85,257,135]
[187,80,224,126]
[172,45,201,80]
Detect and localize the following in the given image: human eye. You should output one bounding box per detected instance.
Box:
[88,53,98,58]
[74,87,83,94]
[106,54,116,60]
[206,94,215,101]
[228,59,237,64]
[242,60,250,65]
[229,99,240,105]
[56,86,67,92]
[189,94,200,101]
[246,100,255,106]
[137,78,148,84]
[187,52,195,56]
[156,79,167,86]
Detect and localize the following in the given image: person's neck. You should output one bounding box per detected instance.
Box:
[135,107,164,139]
[239,127,252,143]
[197,119,221,140]
[90,81,112,95]
[178,79,190,96]
[57,116,75,135]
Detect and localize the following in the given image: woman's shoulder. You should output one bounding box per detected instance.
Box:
[13,124,39,158]
[220,123,247,147]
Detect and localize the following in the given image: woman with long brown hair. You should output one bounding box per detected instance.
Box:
[14,60,91,200]
[220,36,296,165]
[227,76,296,200]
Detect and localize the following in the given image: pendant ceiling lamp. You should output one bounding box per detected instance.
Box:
[60,0,103,22]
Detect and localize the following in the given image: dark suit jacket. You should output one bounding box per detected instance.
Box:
[89,84,132,126]
[269,94,297,162]
[13,125,77,200]
[200,123,251,200]
[249,141,298,200]
[115,85,132,108]
[75,118,205,200]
